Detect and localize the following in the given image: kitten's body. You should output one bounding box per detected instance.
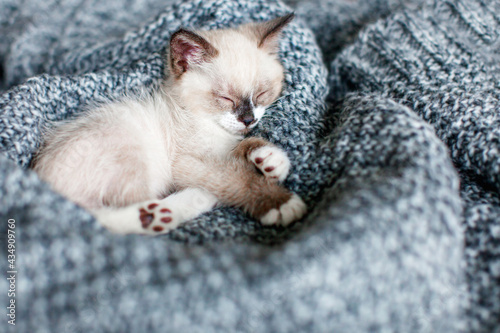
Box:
[33,14,306,235]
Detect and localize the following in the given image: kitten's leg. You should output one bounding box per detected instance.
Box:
[234,138,305,225]
[173,154,306,226]
[93,188,217,235]
[233,137,291,182]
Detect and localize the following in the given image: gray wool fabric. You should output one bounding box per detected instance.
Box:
[323,0,500,331]
[0,0,497,332]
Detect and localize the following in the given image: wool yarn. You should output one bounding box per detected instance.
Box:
[0,0,497,331]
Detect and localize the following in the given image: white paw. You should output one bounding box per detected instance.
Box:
[138,201,181,235]
[138,188,218,235]
[260,194,307,226]
[249,145,290,182]
[95,188,217,235]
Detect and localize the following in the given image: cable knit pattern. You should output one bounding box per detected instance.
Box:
[0,0,497,332]
[327,0,500,331]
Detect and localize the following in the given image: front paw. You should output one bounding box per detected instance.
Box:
[249,145,290,182]
[260,193,307,226]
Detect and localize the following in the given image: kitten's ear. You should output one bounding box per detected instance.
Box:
[169,29,218,78]
[252,13,294,52]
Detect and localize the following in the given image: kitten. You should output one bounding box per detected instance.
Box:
[33,13,307,235]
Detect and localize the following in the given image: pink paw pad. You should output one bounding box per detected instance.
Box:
[139,203,174,232]
[161,217,172,223]
[139,208,154,228]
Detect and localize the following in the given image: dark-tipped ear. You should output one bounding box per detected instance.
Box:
[169,29,218,78]
[254,13,294,52]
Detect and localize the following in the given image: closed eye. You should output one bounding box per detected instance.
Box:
[256,90,269,104]
[219,96,235,107]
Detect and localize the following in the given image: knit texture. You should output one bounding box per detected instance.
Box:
[326,0,500,330]
[0,0,496,332]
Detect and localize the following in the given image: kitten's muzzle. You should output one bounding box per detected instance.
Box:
[236,98,256,128]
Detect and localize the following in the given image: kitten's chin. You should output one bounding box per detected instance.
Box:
[229,128,250,138]
[239,128,251,135]
[237,122,261,136]
[216,122,244,137]
[238,124,260,136]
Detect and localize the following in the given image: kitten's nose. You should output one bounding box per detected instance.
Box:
[240,115,255,127]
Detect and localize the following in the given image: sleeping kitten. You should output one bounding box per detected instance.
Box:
[33,13,307,235]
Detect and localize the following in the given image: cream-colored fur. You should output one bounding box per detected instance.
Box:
[33,14,306,235]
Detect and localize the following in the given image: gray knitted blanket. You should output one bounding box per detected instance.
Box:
[0,0,499,332]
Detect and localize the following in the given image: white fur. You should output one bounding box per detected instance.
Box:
[35,93,177,208]
[253,106,266,122]
[95,188,217,235]
[260,194,307,226]
[218,111,247,134]
[188,111,242,158]
[249,106,266,129]
[249,145,291,182]
[33,17,305,235]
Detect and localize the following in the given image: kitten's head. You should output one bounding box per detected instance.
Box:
[166,14,294,135]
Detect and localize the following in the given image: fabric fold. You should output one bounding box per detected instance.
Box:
[1,0,496,331]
